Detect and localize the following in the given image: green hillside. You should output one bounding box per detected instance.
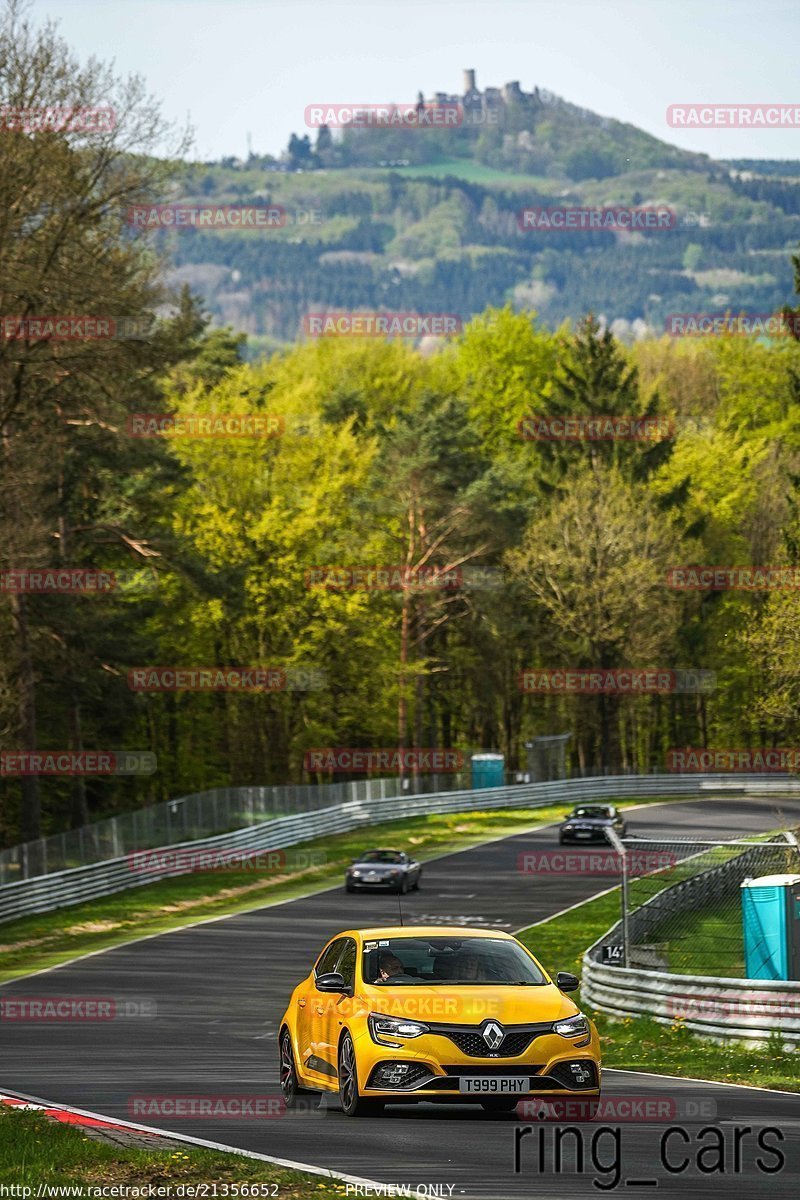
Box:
[145,77,800,344]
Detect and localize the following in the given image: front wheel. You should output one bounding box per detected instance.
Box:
[398,876,409,895]
[338,1032,384,1117]
[480,1098,519,1113]
[279,1029,312,1110]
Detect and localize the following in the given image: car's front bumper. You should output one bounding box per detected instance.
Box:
[560,828,611,842]
[354,1025,602,1099]
[364,1059,600,1097]
[347,877,404,888]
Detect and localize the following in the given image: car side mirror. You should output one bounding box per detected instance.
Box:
[555,971,580,992]
[315,971,346,993]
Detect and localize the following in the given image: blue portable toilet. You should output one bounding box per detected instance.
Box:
[741,874,800,980]
[470,753,505,789]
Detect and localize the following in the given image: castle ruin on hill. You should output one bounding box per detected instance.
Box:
[421,69,542,121]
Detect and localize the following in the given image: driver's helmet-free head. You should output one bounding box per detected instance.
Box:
[378,951,405,976]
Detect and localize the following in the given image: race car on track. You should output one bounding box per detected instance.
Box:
[278,925,601,1116]
[345,848,421,894]
[559,804,627,845]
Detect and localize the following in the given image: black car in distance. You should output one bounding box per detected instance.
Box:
[345,848,422,893]
[558,804,627,845]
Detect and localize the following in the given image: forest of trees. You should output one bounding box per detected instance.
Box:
[6,296,800,847]
[4,3,800,849]
[168,165,800,344]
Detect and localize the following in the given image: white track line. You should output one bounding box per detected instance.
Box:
[0,1085,428,1195]
[604,1067,800,1098]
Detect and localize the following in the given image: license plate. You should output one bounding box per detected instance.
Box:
[576,830,592,838]
[459,1077,528,1094]
[365,873,380,881]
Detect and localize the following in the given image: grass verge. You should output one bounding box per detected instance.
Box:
[658,896,744,976]
[517,887,800,1092]
[0,1106,349,1197]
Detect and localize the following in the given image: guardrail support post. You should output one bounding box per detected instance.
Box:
[784,830,800,866]
[621,854,630,968]
[607,827,629,968]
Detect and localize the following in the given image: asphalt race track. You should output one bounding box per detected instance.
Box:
[3,796,800,1198]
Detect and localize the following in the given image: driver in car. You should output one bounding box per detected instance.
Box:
[376,951,417,983]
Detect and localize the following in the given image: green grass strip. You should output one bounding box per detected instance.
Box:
[0,1106,352,1196]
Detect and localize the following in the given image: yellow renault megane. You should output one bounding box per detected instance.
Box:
[278,925,601,1116]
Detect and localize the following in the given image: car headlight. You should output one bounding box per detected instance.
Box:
[368,1013,429,1046]
[563,824,574,830]
[349,869,361,877]
[553,1013,590,1039]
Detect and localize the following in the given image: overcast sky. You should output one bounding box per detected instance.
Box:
[31,0,800,162]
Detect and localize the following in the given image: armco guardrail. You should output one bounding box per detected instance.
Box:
[582,829,800,1044]
[0,773,470,884]
[582,957,800,1044]
[0,779,549,923]
[2,773,800,924]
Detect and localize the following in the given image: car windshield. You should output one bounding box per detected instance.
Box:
[570,807,611,819]
[358,850,404,864]
[363,936,547,986]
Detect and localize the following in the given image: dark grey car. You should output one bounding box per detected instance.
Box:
[558,804,627,845]
[345,848,422,894]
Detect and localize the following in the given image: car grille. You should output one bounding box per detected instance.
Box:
[445,1030,534,1057]
[440,1064,545,1078]
[427,1020,553,1058]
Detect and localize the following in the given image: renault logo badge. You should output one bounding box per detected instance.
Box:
[482,1020,504,1050]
